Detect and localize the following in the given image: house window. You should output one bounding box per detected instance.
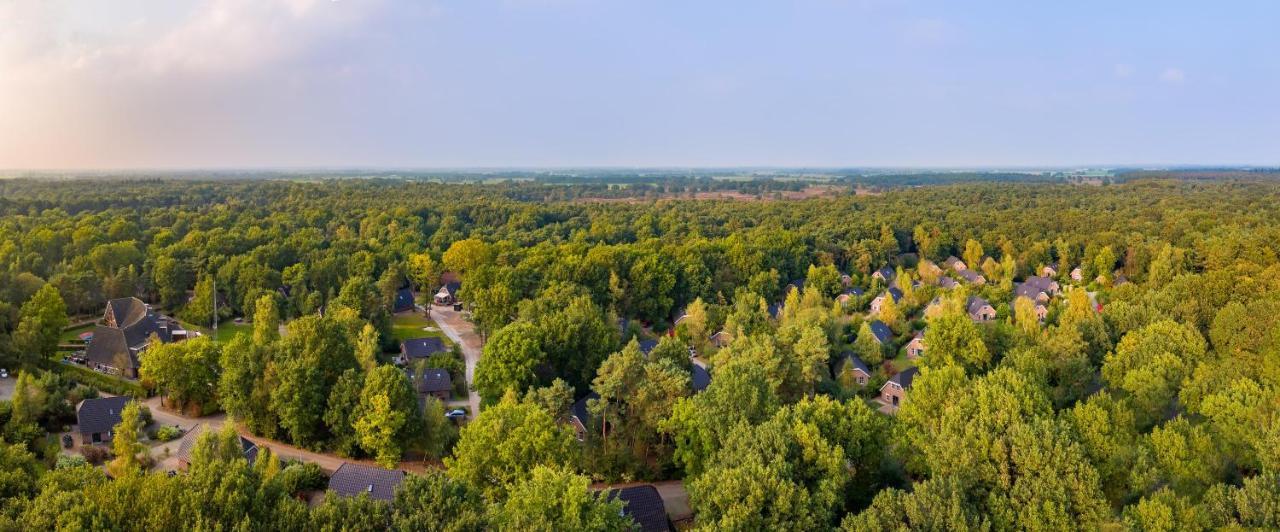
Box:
[892,395,899,406]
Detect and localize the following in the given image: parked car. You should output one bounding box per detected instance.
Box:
[0,368,8,378]
[445,409,467,420]
[61,434,73,448]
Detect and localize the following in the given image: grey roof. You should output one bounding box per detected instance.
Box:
[889,367,919,389]
[1016,276,1058,298]
[767,304,782,319]
[328,462,405,502]
[174,424,258,466]
[691,364,711,393]
[400,337,447,360]
[845,287,864,297]
[843,352,870,375]
[887,287,903,302]
[938,277,959,289]
[406,367,453,394]
[393,286,415,312]
[572,392,600,430]
[956,269,985,284]
[786,279,806,294]
[86,298,172,371]
[868,320,893,344]
[609,485,673,532]
[943,256,965,269]
[875,266,895,280]
[76,396,131,435]
[967,296,993,315]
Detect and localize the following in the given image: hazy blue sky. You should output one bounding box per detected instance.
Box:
[2,0,1277,169]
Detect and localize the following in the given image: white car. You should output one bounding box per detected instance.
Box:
[0,369,8,378]
[445,409,467,419]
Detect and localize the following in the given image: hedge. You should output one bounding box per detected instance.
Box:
[56,363,150,398]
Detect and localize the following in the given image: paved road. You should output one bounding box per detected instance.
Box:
[0,375,13,401]
[429,304,483,417]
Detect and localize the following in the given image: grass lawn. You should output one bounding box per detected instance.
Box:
[390,312,450,344]
[59,323,95,344]
[180,320,252,344]
[887,351,916,373]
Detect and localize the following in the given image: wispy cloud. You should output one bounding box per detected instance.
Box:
[1159,67,1186,84]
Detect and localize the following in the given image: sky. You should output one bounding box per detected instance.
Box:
[1,0,1278,170]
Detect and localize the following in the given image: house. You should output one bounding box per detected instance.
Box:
[1042,263,1059,277]
[691,364,711,393]
[671,307,690,327]
[174,424,258,469]
[1015,276,1061,302]
[1034,303,1049,322]
[393,285,416,313]
[840,352,871,387]
[872,266,896,283]
[868,320,893,345]
[767,303,782,320]
[406,367,453,402]
[398,337,447,366]
[835,287,864,306]
[570,392,604,441]
[709,330,732,349]
[76,396,131,444]
[840,273,854,287]
[878,367,919,413]
[956,269,986,285]
[937,277,959,290]
[85,297,175,378]
[1070,267,1084,282]
[943,256,967,271]
[869,287,903,315]
[328,462,405,502]
[967,296,996,322]
[924,296,945,318]
[433,272,462,305]
[608,485,674,532]
[906,331,926,359]
[784,279,806,297]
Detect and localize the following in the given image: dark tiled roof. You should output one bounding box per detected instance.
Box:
[889,367,919,389]
[869,320,893,344]
[843,352,870,375]
[174,424,258,465]
[938,277,959,289]
[943,256,964,269]
[394,287,415,313]
[875,266,895,280]
[887,287,903,302]
[86,298,172,371]
[407,367,453,394]
[76,396,131,435]
[691,364,710,393]
[572,392,599,429]
[401,337,447,360]
[786,279,805,294]
[957,270,985,284]
[106,297,148,328]
[767,304,781,319]
[329,463,405,502]
[609,485,673,532]
[844,287,864,297]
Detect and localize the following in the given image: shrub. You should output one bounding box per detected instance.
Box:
[155,426,182,442]
[81,445,110,465]
[277,462,328,495]
[56,454,88,469]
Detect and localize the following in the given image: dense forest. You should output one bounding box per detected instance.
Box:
[2,176,1280,529]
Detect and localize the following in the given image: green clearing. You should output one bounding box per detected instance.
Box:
[59,323,95,344]
[390,312,449,344]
